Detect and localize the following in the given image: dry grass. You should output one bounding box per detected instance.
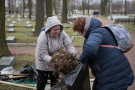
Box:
[123,23,135,33]
[0,84,34,90]
[13,54,35,71]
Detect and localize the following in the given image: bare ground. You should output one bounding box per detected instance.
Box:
[8,16,135,90]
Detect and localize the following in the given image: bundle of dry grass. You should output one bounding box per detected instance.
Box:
[50,49,79,76]
[51,78,68,90]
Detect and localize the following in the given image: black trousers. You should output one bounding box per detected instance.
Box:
[37,70,59,90]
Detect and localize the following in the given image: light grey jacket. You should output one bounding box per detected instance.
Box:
[35,16,76,71]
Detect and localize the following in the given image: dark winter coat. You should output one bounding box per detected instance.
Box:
[79,17,134,90]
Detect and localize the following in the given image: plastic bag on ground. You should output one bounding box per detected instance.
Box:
[1,67,14,74]
[18,64,38,80]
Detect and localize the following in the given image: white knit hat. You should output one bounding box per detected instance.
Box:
[45,16,63,32]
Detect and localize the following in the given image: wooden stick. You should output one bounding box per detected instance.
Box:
[0,80,36,89]
[0,74,28,76]
[8,75,27,79]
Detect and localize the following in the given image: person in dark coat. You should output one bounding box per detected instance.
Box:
[73,17,134,90]
[93,11,100,18]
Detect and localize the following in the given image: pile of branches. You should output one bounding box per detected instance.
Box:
[50,49,79,76]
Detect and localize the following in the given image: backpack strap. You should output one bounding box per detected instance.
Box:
[100,25,118,49]
[100,45,118,48]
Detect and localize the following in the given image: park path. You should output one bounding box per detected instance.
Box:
[8,16,135,90]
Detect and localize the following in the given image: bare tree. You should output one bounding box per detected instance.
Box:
[11,0,14,14]
[0,0,12,58]
[34,0,44,36]
[8,0,11,14]
[67,0,72,16]
[130,0,135,15]
[101,0,104,15]
[87,0,90,15]
[53,0,58,16]
[44,0,46,17]
[109,0,112,16]
[22,0,25,18]
[32,0,36,15]
[101,0,109,16]
[121,0,123,14]
[85,0,92,15]
[28,0,32,19]
[82,0,86,15]
[73,0,76,14]
[15,0,17,13]
[45,0,53,18]
[124,0,127,15]
[52,0,62,17]
[113,1,122,14]
[17,0,23,14]
[62,0,68,23]
[14,0,16,13]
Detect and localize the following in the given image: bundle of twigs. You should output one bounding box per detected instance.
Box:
[51,78,68,90]
[50,49,79,76]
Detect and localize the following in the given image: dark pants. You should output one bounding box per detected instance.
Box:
[37,70,59,90]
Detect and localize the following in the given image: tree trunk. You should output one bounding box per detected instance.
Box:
[87,0,90,15]
[53,0,58,16]
[101,0,109,16]
[82,0,85,15]
[102,0,105,15]
[121,0,123,15]
[34,0,44,36]
[44,0,46,17]
[73,0,75,14]
[104,0,109,16]
[11,0,14,14]
[62,0,68,23]
[15,0,17,12]
[28,0,32,19]
[8,0,11,14]
[124,0,127,15]
[22,0,25,18]
[0,0,12,58]
[71,0,75,14]
[18,0,22,14]
[68,0,72,16]
[101,0,104,15]
[46,0,53,18]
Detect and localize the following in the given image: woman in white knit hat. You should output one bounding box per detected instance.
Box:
[35,16,76,90]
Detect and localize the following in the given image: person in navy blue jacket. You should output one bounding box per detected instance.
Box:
[73,17,134,90]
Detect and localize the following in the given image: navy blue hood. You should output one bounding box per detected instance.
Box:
[84,17,102,38]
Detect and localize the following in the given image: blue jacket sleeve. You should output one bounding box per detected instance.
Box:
[79,31,103,63]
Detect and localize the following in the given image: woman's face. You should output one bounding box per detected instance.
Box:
[50,25,61,37]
